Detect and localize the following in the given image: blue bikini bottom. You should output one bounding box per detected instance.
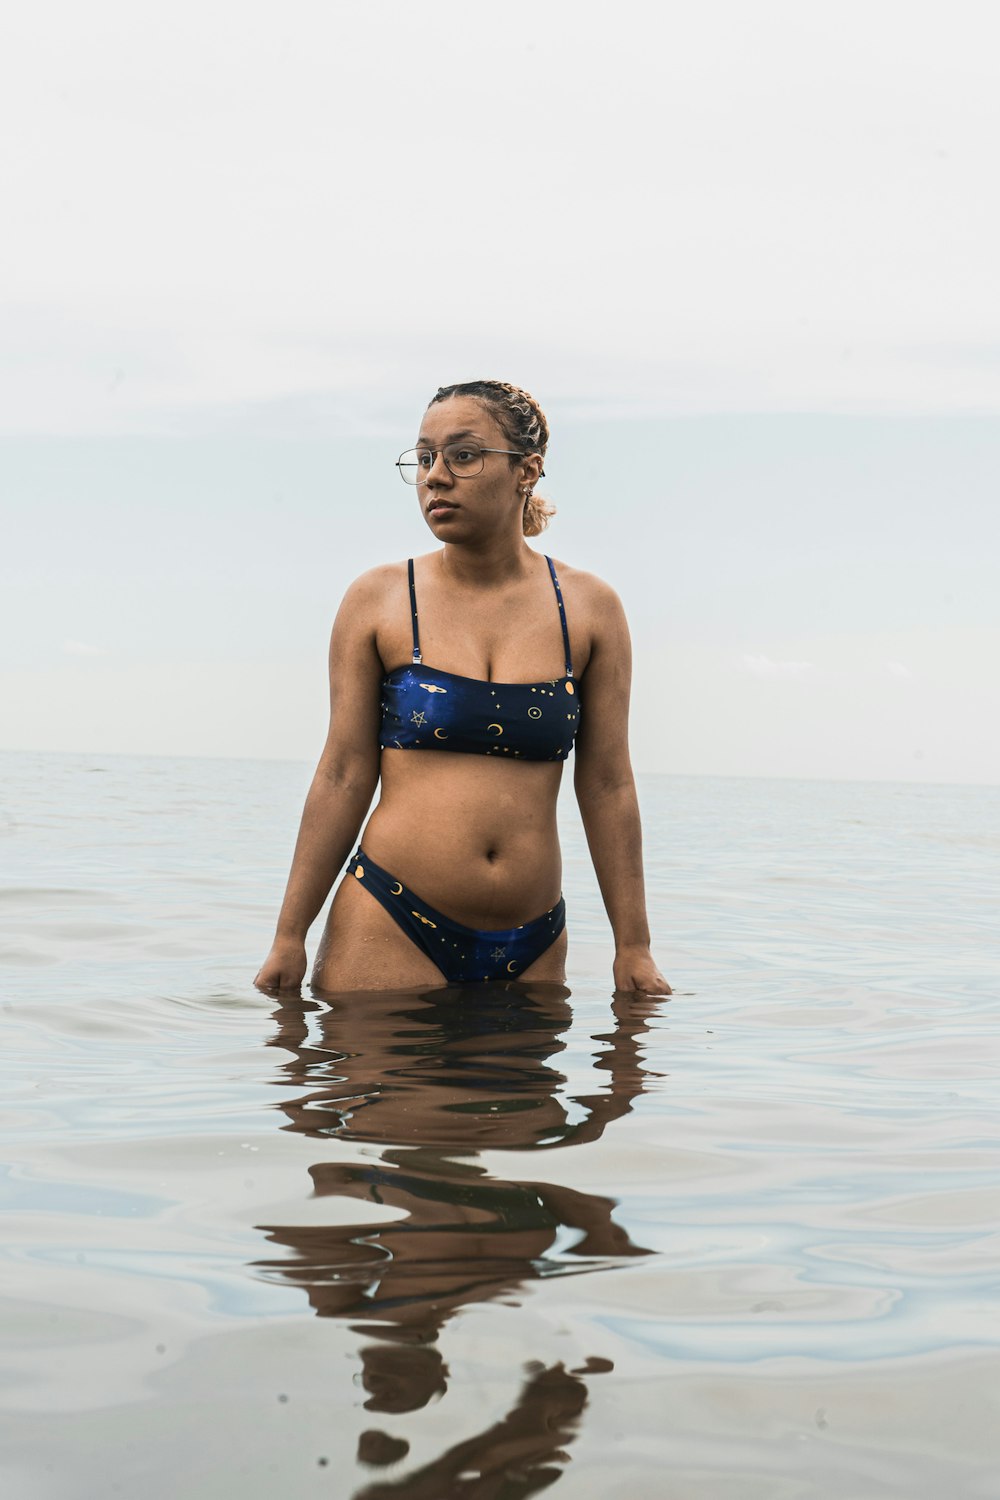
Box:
[347,849,566,984]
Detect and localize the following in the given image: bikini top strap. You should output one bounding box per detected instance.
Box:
[407,559,422,665]
[545,555,573,679]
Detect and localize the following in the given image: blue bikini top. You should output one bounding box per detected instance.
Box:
[379,556,580,761]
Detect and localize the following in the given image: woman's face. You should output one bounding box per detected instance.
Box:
[414,396,533,538]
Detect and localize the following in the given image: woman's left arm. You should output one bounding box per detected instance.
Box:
[573,579,672,997]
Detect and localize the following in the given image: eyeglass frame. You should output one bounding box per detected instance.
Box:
[395,443,546,484]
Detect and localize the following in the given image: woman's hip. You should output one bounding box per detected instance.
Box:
[314,853,567,991]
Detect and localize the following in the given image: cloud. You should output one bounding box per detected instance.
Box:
[742,653,816,679]
[62,639,105,657]
[884,659,915,680]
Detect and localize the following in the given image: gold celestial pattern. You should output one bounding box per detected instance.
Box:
[379,552,580,764]
[380,665,578,761]
[348,848,565,984]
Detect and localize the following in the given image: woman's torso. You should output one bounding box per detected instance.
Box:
[360,551,587,927]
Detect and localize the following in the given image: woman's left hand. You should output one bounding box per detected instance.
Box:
[613,945,672,997]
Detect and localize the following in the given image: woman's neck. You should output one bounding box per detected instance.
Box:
[438,534,536,588]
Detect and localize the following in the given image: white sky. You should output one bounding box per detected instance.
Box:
[3,0,999,782]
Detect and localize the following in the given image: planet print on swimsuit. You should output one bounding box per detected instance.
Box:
[379,557,580,762]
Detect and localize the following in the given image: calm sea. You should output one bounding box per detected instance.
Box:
[2,750,998,1499]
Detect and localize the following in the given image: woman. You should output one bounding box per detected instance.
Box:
[255,380,669,995]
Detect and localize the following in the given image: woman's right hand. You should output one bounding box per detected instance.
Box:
[254,937,308,995]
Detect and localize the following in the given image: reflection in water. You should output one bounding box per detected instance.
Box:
[254,983,660,1496]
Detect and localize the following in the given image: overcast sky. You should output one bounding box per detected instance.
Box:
[3,0,999,782]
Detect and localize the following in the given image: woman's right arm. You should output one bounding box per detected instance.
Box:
[254,572,387,992]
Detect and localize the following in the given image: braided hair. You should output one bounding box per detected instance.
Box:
[429,379,556,537]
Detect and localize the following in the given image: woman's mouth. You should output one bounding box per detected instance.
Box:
[427,499,458,517]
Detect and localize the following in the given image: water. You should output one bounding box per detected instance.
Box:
[2,750,999,1499]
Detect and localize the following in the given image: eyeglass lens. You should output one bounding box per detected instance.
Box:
[397,443,486,484]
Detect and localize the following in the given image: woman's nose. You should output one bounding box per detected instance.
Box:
[425,450,453,485]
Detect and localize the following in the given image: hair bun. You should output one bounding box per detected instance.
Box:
[523,492,556,537]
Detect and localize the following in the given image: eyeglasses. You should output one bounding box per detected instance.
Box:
[395,442,525,485]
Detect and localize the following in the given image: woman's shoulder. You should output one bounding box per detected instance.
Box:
[348,549,445,587]
[339,558,413,606]
[546,556,624,614]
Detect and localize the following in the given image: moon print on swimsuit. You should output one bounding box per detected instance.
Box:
[377,556,580,761]
[347,850,566,985]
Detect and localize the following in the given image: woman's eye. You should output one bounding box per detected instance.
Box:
[416,451,433,468]
[454,449,475,462]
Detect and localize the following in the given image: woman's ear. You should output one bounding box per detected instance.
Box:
[520,453,544,489]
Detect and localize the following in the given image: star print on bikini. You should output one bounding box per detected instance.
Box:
[379,554,579,761]
[490,946,507,960]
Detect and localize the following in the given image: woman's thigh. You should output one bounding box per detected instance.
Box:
[312,874,444,991]
[518,924,568,983]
